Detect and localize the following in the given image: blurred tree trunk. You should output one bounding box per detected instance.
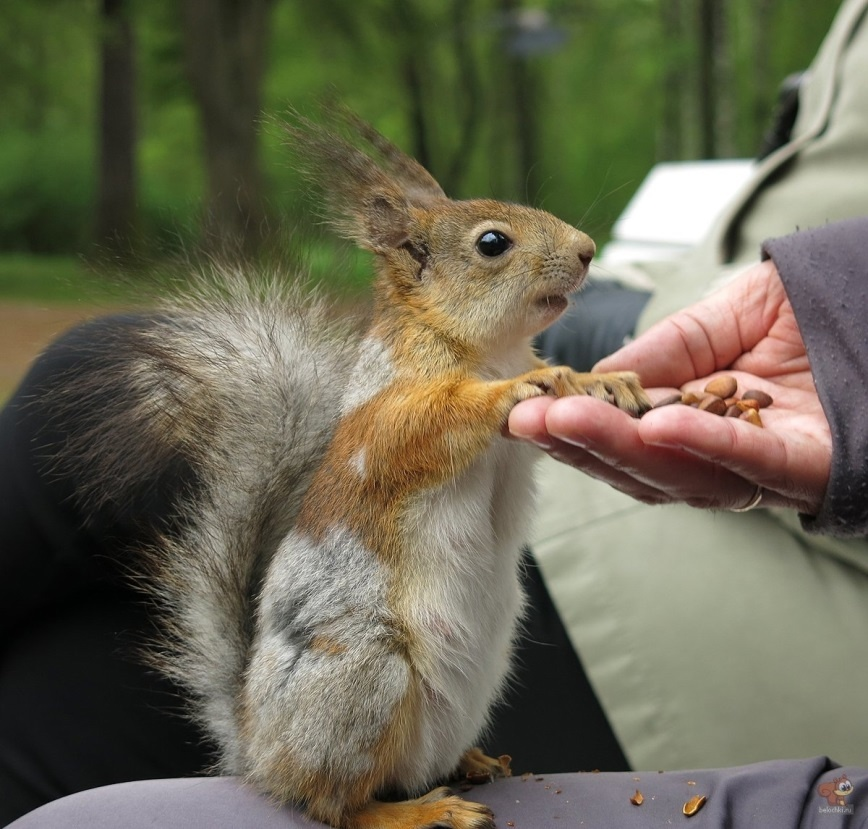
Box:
[386,0,483,197]
[296,0,488,199]
[179,0,271,251]
[95,0,137,249]
[499,0,541,202]
[751,0,778,152]
[443,0,482,194]
[697,0,734,158]
[390,0,434,175]
[506,50,540,201]
[659,0,686,160]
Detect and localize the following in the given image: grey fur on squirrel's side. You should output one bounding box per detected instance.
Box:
[49,263,360,768]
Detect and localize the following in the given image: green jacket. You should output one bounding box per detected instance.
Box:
[534,0,868,773]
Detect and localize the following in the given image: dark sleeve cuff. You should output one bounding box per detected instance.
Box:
[763,216,868,537]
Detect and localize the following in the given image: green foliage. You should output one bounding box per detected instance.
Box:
[0,0,846,278]
[0,129,95,253]
[0,0,98,134]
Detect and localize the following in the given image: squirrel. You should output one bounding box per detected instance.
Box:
[51,108,650,829]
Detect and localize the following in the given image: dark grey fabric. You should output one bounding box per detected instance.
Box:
[0,317,215,826]
[8,758,867,828]
[763,215,868,537]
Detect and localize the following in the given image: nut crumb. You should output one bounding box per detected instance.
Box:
[682,794,708,816]
[630,790,644,806]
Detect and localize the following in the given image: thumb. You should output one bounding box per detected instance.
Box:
[594,262,776,386]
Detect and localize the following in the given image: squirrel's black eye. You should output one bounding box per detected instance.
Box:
[476,230,512,257]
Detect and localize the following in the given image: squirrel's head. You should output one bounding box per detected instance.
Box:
[283,109,594,352]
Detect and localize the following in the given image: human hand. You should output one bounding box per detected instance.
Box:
[509,260,832,515]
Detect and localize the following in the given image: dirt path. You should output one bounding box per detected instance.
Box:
[0,302,105,402]
[0,294,367,404]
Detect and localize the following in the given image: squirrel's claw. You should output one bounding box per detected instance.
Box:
[347,788,495,829]
[458,746,513,784]
[570,370,651,417]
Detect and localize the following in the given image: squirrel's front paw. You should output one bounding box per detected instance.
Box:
[567,370,651,417]
[517,367,650,417]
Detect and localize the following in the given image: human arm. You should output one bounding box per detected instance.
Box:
[510,217,868,535]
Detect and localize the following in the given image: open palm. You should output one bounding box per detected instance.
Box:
[509,261,832,515]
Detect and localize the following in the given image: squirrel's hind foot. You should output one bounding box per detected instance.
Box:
[345,788,495,829]
[458,746,512,784]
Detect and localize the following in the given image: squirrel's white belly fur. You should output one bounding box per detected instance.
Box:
[248,441,536,793]
[398,436,536,785]
[243,337,539,793]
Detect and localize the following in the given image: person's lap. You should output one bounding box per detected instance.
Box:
[9,757,868,829]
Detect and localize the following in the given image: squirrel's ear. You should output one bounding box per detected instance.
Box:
[278,109,433,253]
[361,193,412,252]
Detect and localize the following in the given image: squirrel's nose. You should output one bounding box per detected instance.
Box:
[576,233,596,269]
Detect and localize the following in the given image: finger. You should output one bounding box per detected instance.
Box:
[595,261,782,387]
[542,397,780,511]
[510,395,671,502]
[544,437,675,505]
[637,404,830,513]
[508,395,558,447]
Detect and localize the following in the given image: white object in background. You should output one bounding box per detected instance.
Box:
[600,159,755,265]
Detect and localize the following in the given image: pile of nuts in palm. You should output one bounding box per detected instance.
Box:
[651,375,773,427]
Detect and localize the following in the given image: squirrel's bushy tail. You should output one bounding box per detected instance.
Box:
[52,264,358,769]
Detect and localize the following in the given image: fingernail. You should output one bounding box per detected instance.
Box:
[511,432,556,450]
[530,437,557,450]
[555,434,591,450]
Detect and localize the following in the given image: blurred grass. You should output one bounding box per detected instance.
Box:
[0,254,114,303]
[0,244,374,306]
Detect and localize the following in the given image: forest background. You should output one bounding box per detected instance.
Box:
[0,0,844,392]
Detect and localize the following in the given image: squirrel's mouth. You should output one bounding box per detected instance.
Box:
[533,270,586,319]
[535,294,570,314]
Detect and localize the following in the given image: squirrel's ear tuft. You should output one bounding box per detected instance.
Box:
[276,107,440,253]
[330,105,445,203]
